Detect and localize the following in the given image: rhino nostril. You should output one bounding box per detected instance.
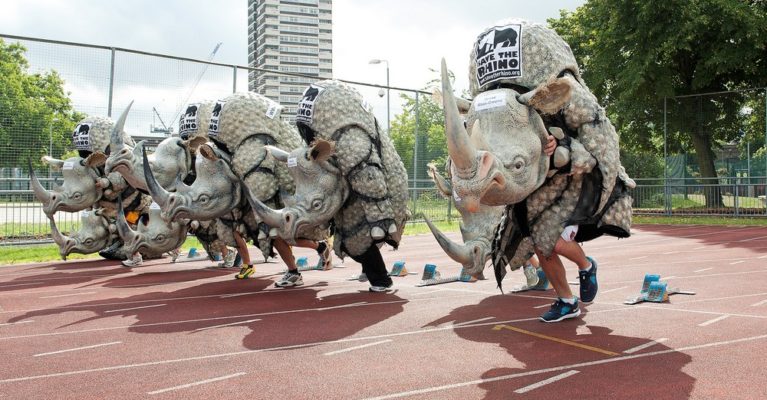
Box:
[285,214,291,223]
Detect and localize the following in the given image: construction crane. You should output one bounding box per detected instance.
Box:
[150,107,169,134]
[168,42,223,132]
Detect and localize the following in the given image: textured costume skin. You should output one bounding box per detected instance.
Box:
[300,81,409,256]
[250,81,409,258]
[441,20,633,286]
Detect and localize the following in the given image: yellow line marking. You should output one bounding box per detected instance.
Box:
[492,324,620,356]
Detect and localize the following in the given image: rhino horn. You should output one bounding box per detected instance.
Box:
[424,217,472,265]
[110,101,134,150]
[142,147,170,207]
[265,145,290,163]
[29,159,52,207]
[441,58,477,171]
[115,197,136,241]
[244,184,285,228]
[41,156,65,170]
[49,217,74,260]
[426,162,452,197]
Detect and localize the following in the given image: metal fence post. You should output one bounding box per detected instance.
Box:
[107,47,116,117]
[412,92,420,218]
[232,66,237,93]
[663,96,671,215]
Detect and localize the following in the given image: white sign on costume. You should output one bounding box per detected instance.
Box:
[475,24,523,87]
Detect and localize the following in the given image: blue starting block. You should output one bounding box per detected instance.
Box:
[416,264,477,287]
[625,274,695,305]
[389,261,415,277]
[511,268,551,292]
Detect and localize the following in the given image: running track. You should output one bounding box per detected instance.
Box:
[1,224,766,399]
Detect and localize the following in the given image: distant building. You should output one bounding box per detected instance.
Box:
[247,0,333,123]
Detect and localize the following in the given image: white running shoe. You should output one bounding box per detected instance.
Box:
[218,249,236,268]
[523,263,540,287]
[121,252,143,267]
[275,270,304,287]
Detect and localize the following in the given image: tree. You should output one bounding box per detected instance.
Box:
[0,39,82,170]
[549,0,767,206]
[389,89,447,188]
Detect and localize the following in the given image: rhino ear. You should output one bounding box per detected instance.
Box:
[41,156,65,170]
[84,151,108,167]
[518,77,573,115]
[187,136,208,153]
[198,144,219,161]
[308,139,335,162]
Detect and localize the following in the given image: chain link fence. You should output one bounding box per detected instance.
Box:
[1,34,765,245]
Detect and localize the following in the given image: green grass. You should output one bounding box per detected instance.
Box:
[634,215,767,226]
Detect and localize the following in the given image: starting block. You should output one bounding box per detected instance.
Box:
[389,261,416,277]
[287,256,335,272]
[416,264,477,287]
[173,247,211,263]
[511,268,551,292]
[624,274,695,305]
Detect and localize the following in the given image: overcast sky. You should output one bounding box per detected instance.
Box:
[1,0,585,132]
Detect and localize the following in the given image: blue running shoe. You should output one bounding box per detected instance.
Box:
[539,298,581,323]
[579,256,598,303]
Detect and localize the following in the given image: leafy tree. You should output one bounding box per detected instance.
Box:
[0,39,82,170]
[389,89,447,188]
[549,0,767,206]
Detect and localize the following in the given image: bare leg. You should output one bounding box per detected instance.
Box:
[554,239,591,270]
[293,238,318,250]
[273,237,296,271]
[233,231,251,266]
[535,248,574,299]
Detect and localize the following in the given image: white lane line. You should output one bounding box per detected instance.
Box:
[453,317,495,327]
[750,299,767,307]
[738,235,767,242]
[662,251,678,255]
[147,372,246,395]
[533,303,552,309]
[39,292,97,299]
[323,339,392,356]
[2,313,767,385]
[699,315,731,327]
[694,268,713,273]
[629,256,647,260]
[362,333,767,400]
[693,246,707,250]
[104,304,166,313]
[0,320,33,327]
[663,276,677,280]
[219,293,252,299]
[730,261,745,265]
[192,318,261,332]
[33,341,122,357]
[600,286,628,294]
[623,338,668,354]
[513,370,580,394]
[410,289,445,296]
[759,255,767,259]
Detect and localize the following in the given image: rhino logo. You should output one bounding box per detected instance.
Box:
[296,85,324,126]
[72,123,92,151]
[475,24,523,87]
[179,104,199,140]
[208,100,226,137]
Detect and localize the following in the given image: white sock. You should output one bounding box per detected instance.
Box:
[560,297,577,305]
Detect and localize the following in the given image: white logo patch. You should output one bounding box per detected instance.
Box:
[453,190,461,202]
[150,201,161,210]
[287,157,297,168]
[179,103,200,140]
[62,161,74,170]
[473,91,507,112]
[208,100,226,137]
[295,84,324,125]
[474,24,523,87]
[72,123,92,151]
[265,99,281,119]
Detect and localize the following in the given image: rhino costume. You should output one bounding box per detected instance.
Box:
[442,21,633,287]
[251,81,409,258]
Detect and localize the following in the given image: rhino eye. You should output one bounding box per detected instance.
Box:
[83,238,93,246]
[197,194,210,204]
[506,157,526,172]
[72,192,82,200]
[154,234,165,242]
[311,199,323,210]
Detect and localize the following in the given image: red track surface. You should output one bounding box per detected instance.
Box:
[1,224,766,399]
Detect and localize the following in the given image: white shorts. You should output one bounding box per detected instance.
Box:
[561,225,579,242]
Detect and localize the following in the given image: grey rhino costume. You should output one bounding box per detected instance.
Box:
[249,81,409,258]
[442,21,633,287]
[147,92,309,261]
[424,162,501,278]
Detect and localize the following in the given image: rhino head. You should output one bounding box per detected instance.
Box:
[247,140,345,240]
[441,58,573,210]
[145,143,240,222]
[424,162,502,276]
[106,103,191,192]
[115,198,187,257]
[49,209,115,260]
[30,155,107,217]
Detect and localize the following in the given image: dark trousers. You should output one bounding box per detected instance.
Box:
[350,245,392,287]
